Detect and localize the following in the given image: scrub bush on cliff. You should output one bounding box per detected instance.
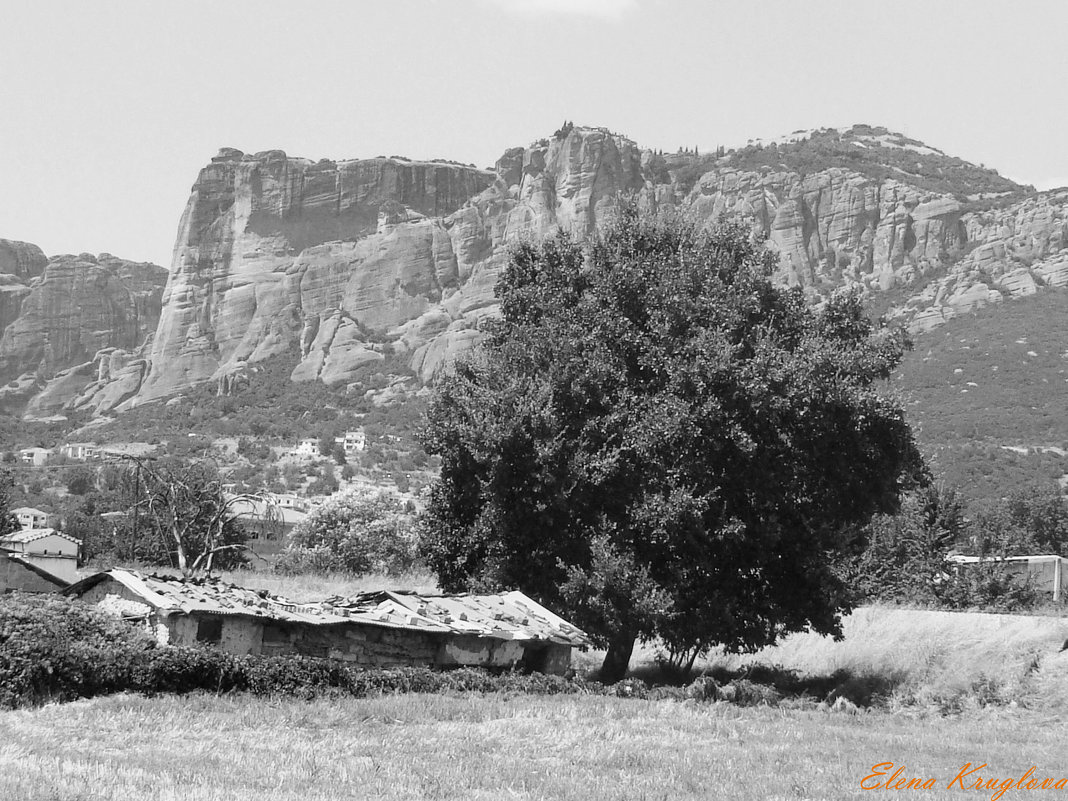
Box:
[420,201,926,682]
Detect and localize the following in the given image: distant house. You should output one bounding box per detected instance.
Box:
[0,529,81,584]
[334,430,367,455]
[65,570,589,673]
[58,443,99,461]
[291,439,320,458]
[12,506,54,530]
[946,554,1068,602]
[17,447,51,467]
[226,494,307,540]
[271,493,308,512]
[0,548,69,593]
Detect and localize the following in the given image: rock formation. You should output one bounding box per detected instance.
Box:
[7,124,1068,417]
[0,251,166,415]
[133,128,645,403]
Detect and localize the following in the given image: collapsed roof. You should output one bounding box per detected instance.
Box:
[64,570,590,647]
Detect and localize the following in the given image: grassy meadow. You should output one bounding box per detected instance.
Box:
[4,691,1068,801]
[5,604,1068,800]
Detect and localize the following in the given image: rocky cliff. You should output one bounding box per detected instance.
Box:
[0,251,166,416]
[129,129,645,405]
[11,124,1068,417]
[673,127,1066,333]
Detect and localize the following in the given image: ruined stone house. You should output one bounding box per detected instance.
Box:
[64,570,588,674]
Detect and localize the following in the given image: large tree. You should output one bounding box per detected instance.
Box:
[420,203,925,681]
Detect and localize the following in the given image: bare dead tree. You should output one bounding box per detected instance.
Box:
[112,454,278,577]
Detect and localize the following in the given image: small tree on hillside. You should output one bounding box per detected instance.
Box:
[420,201,926,682]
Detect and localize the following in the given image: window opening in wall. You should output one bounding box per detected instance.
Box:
[196,617,223,644]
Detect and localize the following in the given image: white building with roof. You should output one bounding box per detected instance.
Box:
[12,506,54,530]
[17,447,51,466]
[334,430,367,455]
[0,528,81,583]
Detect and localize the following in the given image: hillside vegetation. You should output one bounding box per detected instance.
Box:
[897,288,1068,499]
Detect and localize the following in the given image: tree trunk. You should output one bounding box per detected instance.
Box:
[599,633,636,684]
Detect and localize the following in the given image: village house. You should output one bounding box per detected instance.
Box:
[226,494,308,540]
[946,554,1068,602]
[0,528,81,584]
[17,447,51,466]
[58,443,100,461]
[65,570,589,673]
[291,438,320,458]
[334,430,367,456]
[0,548,70,593]
[12,506,54,530]
[271,492,308,512]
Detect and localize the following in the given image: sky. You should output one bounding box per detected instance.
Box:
[2,0,1067,268]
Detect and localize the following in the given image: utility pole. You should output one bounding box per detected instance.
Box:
[130,460,140,563]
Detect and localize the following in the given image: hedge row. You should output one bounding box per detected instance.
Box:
[0,593,728,709]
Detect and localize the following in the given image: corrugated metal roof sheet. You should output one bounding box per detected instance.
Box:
[65,571,590,646]
[66,570,343,625]
[323,590,590,647]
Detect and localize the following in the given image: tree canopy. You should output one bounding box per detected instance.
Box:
[277,489,418,576]
[420,202,926,681]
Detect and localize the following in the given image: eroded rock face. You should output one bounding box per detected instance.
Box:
[0,239,47,279]
[0,240,46,337]
[687,168,969,295]
[133,128,646,403]
[32,125,1068,414]
[0,252,166,414]
[890,189,1068,332]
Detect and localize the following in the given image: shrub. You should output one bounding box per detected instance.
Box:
[936,561,1040,611]
[276,489,419,576]
[0,594,155,708]
[135,646,245,695]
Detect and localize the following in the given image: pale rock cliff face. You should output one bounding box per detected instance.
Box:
[899,190,1068,332]
[132,128,645,401]
[676,162,1068,336]
[686,168,968,296]
[135,149,496,401]
[0,252,166,415]
[0,239,47,338]
[49,125,1068,413]
[0,239,47,279]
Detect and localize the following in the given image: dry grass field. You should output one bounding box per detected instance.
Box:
[14,576,1066,800]
[3,691,1067,801]
[684,606,1068,711]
